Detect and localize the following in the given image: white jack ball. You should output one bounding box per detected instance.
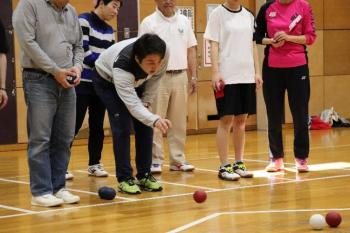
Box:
[309,214,326,230]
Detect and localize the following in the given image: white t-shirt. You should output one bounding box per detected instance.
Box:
[139,8,197,70]
[204,5,256,84]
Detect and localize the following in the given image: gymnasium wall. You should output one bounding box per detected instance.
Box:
[12,0,350,143]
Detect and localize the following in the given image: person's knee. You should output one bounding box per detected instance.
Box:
[233,119,246,130]
[219,116,233,129]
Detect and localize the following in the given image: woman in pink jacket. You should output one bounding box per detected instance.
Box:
[255,0,316,172]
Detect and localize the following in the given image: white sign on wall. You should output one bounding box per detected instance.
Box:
[204,38,212,67]
[178,6,195,30]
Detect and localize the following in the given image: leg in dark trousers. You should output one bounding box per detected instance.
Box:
[133,117,153,179]
[87,95,106,165]
[75,93,89,136]
[286,65,310,159]
[93,75,133,182]
[263,64,286,159]
[75,84,106,166]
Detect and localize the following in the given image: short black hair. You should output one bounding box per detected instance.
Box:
[94,0,123,9]
[133,34,166,63]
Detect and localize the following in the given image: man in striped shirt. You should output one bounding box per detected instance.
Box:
[67,0,122,180]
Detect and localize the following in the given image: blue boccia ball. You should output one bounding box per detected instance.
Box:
[98,186,116,200]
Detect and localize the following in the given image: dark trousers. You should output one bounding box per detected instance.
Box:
[92,74,152,182]
[262,62,310,159]
[75,82,106,166]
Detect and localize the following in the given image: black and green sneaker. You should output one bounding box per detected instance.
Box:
[118,177,141,194]
[137,173,163,192]
[233,162,254,178]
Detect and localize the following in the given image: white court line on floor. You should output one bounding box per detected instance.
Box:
[185,143,350,162]
[3,143,350,181]
[158,180,219,191]
[0,178,136,201]
[161,165,296,181]
[1,172,350,220]
[0,191,195,220]
[0,178,29,185]
[167,213,221,233]
[75,170,219,191]
[167,207,350,233]
[66,187,136,201]
[205,173,350,195]
[0,204,36,214]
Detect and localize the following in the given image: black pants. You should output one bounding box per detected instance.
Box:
[92,74,153,182]
[75,81,106,166]
[262,62,310,159]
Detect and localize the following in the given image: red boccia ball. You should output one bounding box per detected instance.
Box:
[326,211,342,228]
[193,190,207,203]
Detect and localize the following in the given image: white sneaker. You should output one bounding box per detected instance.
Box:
[55,189,80,204]
[88,164,109,177]
[150,164,162,174]
[31,194,64,207]
[65,171,74,180]
[170,163,195,172]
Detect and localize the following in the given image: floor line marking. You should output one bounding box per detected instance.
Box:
[0,178,136,201]
[167,213,221,233]
[1,173,350,219]
[75,170,220,191]
[168,207,350,232]
[0,204,36,214]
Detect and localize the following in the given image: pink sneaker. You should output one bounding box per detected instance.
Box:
[265,158,284,172]
[170,163,195,172]
[295,158,309,172]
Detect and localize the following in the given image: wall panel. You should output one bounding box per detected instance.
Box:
[307,0,324,30]
[196,33,211,81]
[324,30,350,76]
[308,30,324,77]
[16,88,27,143]
[197,81,218,129]
[324,0,350,29]
[187,91,198,130]
[324,75,350,118]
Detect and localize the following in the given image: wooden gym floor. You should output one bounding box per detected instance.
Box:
[0,128,350,233]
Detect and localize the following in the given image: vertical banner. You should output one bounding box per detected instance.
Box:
[203,38,212,67]
[178,6,195,30]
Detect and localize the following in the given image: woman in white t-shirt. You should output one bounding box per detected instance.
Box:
[204,0,262,181]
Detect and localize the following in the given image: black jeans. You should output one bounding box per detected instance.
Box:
[92,74,153,182]
[263,62,310,159]
[75,81,106,166]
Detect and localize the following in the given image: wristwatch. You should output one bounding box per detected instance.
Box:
[143,102,150,108]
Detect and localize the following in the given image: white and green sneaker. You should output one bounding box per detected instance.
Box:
[233,162,254,178]
[218,164,240,181]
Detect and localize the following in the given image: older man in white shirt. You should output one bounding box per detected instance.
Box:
[139,0,198,174]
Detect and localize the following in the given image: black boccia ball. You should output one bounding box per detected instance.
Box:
[98,186,116,200]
